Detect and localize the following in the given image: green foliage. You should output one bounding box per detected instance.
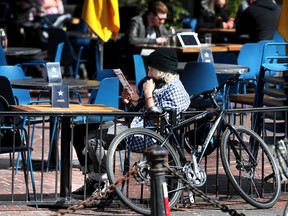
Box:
[226,0,243,17]
[162,0,190,28]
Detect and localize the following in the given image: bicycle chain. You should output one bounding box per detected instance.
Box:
[51,164,139,216]
[52,161,245,216]
[162,162,246,216]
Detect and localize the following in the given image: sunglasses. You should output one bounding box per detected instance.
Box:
[154,13,167,21]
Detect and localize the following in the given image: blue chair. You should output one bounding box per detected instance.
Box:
[182,18,197,32]
[180,61,222,109]
[88,69,117,105]
[133,55,147,97]
[213,52,238,108]
[75,77,121,124]
[0,45,7,66]
[0,76,38,207]
[19,42,64,77]
[236,43,262,94]
[0,66,53,171]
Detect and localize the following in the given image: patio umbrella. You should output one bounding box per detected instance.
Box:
[277,0,288,53]
[81,0,120,42]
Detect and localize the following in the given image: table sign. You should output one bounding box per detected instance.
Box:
[51,85,69,108]
[45,62,62,83]
[197,47,214,63]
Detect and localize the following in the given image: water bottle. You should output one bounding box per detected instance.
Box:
[0,28,8,50]
[169,26,177,46]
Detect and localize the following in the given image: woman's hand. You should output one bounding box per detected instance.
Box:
[143,79,155,98]
[121,89,132,105]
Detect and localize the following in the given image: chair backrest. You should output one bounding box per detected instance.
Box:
[96,69,116,81]
[48,28,77,66]
[237,43,262,79]
[88,69,117,104]
[0,46,7,66]
[181,62,221,109]
[133,55,147,96]
[257,40,278,64]
[0,66,31,105]
[87,77,120,122]
[183,18,197,32]
[181,61,219,96]
[0,76,16,106]
[54,42,64,62]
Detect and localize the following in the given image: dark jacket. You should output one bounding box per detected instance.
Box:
[126,13,168,45]
[197,6,230,29]
[235,0,280,42]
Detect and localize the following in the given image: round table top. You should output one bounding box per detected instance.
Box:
[10,78,100,90]
[178,62,249,74]
[4,47,42,57]
[214,63,249,74]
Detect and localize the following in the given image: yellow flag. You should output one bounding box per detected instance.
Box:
[278,0,288,42]
[82,0,120,42]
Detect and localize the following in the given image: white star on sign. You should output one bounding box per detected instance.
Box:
[204,52,210,58]
[52,67,57,72]
[58,90,63,96]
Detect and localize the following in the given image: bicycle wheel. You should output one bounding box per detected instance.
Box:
[220,125,281,208]
[106,128,182,215]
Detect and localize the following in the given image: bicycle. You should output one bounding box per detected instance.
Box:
[106,74,281,215]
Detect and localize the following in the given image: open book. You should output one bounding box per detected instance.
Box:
[113,69,134,94]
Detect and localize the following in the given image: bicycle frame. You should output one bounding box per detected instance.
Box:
[159,104,258,168]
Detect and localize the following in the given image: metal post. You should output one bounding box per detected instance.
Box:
[145,145,170,216]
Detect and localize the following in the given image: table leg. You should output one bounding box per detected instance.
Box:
[60,116,72,197]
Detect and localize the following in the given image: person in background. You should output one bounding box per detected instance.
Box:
[235,0,280,42]
[40,0,64,15]
[71,48,191,200]
[126,0,169,46]
[198,0,234,29]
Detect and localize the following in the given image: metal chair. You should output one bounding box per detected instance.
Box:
[0,66,52,171]
[0,76,38,207]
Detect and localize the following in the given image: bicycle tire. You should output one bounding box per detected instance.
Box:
[106,128,182,215]
[220,125,281,208]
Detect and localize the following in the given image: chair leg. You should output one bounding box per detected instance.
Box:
[46,117,61,172]
[15,123,36,174]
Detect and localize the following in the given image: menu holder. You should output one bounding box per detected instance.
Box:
[113,68,134,94]
[51,85,69,108]
[45,62,62,83]
[197,48,214,63]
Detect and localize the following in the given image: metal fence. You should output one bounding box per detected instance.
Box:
[0,106,287,206]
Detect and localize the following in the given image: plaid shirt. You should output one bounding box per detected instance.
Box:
[129,75,190,152]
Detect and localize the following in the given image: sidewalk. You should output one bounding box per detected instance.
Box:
[0,195,287,216]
